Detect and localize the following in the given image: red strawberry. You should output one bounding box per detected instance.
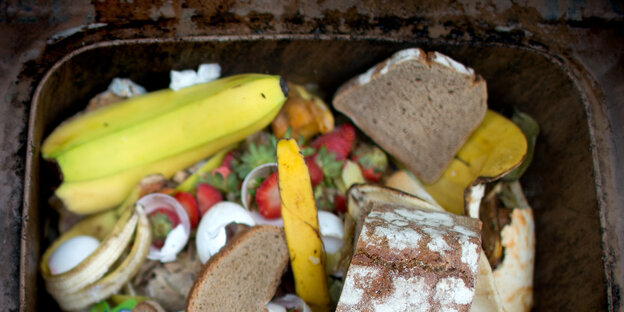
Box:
[360,167,382,182]
[310,124,356,160]
[212,165,231,179]
[174,191,200,228]
[305,155,323,186]
[196,183,223,216]
[255,172,281,219]
[206,151,236,183]
[148,207,181,248]
[222,151,237,169]
[351,145,388,182]
[333,194,347,214]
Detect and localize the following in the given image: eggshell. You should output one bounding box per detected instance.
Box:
[138,193,191,262]
[318,211,344,254]
[241,163,278,210]
[48,235,100,275]
[196,201,255,263]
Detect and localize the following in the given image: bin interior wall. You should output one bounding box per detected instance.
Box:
[27,38,605,310]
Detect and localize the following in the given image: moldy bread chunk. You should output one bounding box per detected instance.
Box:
[336,203,482,312]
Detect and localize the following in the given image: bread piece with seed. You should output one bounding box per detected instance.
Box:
[186,225,289,312]
[333,48,487,183]
[336,203,482,312]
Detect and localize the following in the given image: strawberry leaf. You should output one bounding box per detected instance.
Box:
[233,133,278,179]
[316,146,343,186]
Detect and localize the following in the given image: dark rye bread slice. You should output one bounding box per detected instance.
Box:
[336,203,482,312]
[186,225,289,312]
[333,48,487,183]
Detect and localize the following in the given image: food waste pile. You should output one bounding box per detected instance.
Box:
[39,49,537,312]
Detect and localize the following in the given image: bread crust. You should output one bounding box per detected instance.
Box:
[337,204,482,312]
[186,225,289,312]
[333,48,488,183]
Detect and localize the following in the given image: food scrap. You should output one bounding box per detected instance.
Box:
[39,48,537,312]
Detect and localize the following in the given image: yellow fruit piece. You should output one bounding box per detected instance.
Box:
[277,138,330,311]
[42,75,248,158]
[339,159,365,193]
[55,103,282,214]
[54,74,287,182]
[272,83,334,140]
[385,170,441,209]
[424,110,528,214]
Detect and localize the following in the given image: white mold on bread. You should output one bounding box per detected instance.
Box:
[336,203,482,312]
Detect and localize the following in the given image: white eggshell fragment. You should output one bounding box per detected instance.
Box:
[268,294,312,312]
[318,210,344,254]
[241,163,278,211]
[138,193,191,263]
[251,210,284,227]
[170,63,221,91]
[48,235,100,275]
[196,201,256,263]
[107,78,146,97]
[266,303,287,312]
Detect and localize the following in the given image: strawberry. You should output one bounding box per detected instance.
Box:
[222,150,237,169]
[196,183,223,216]
[333,194,347,214]
[174,191,200,228]
[351,145,388,182]
[310,123,356,160]
[212,165,232,179]
[211,150,236,178]
[148,207,181,248]
[305,155,323,186]
[254,172,281,219]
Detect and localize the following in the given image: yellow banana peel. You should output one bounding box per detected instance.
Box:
[42,75,249,158]
[424,110,528,214]
[55,100,283,214]
[277,138,330,311]
[51,74,287,182]
[41,182,151,310]
[56,204,152,311]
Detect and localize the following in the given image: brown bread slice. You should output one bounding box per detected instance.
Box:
[333,48,487,183]
[186,225,289,312]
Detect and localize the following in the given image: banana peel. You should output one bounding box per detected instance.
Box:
[277,138,330,312]
[41,182,153,311]
[57,204,152,310]
[424,110,528,215]
[42,75,250,159]
[41,202,137,295]
[54,101,282,215]
[53,74,287,182]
